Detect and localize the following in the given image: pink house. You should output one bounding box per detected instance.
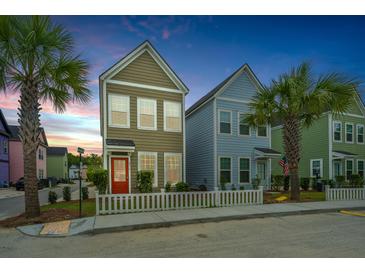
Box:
[8,125,48,184]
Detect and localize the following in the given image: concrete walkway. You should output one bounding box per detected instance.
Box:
[17,200,365,237]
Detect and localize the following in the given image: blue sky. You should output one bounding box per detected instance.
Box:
[1,16,364,154]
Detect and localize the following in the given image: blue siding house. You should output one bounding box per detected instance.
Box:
[186,64,280,190]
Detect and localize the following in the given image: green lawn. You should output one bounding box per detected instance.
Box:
[41,199,96,216]
[264,191,325,203]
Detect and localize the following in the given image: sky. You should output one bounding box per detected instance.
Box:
[1,16,365,155]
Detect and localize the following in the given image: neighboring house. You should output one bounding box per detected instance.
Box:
[8,125,48,184]
[99,40,189,194]
[271,95,365,181]
[69,164,87,180]
[186,64,280,190]
[47,147,68,180]
[0,109,11,187]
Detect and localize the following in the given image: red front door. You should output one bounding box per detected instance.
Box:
[111,157,129,194]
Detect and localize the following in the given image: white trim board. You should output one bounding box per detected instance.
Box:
[106,79,183,94]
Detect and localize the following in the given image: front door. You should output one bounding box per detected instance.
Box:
[257,160,267,185]
[111,157,129,194]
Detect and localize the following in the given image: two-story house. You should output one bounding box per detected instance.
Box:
[186,64,280,190]
[99,41,189,194]
[47,147,68,180]
[9,125,48,184]
[271,94,365,181]
[0,109,11,187]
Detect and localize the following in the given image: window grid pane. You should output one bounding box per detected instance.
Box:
[257,126,267,137]
[346,124,353,142]
[166,154,182,183]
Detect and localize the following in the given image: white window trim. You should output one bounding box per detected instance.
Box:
[357,159,365,175]
[345,122,354,144]
[345,159,354,179]
[310,159,323,178]
[218,156,232,184]
[333,160,342,177]
[218,109,232,135]
[137,97,157,130]
[108,94,130,128]
[333,120,342,143]
[138,151,158,187]
[164,152,182,186]
[238,112,251,137]
[163,100,182,132]
[356,124,364,144]
[238,157,251,183]
[256,124,269,138]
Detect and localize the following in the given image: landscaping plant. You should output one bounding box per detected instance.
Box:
[175,182,189,192]
[300,177,310,191]
[93,169,108,194]
[62,186,71,201]
[137,171,153,193]
[283,176,290,191]
[0,16,90,217]
[81,186,89,200]
[165,182,171,192]
[350,174,364,188]
[48,191,58,204]
[272,175,284,191]
[245,62,358,201]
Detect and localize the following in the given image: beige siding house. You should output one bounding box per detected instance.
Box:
[99,41,189,193]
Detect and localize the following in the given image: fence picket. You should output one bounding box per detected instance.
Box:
[325,187,365,201]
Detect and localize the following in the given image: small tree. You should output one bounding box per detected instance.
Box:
[137,171,153,193]
[93,169,108,194]
[63,186,71,201]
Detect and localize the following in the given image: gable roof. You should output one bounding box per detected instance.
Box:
[8,125,48,146]
[47,147,68,156]
[186,63,263,117]
[0,109,11,136]
[99,40,189,93]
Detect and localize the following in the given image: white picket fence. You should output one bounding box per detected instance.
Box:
[325,186,365,201]
[96,187,264,215]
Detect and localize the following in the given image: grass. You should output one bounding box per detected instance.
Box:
[41,199,96,217]
[264,191,325,203]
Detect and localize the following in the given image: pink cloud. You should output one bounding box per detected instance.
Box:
[46,134,102,155]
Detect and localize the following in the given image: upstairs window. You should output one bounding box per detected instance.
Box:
[164,101,181,132]
[257,125,268,137]
[357,124,364,144]
[38,149,44,160]
[137,98,157,130]
[239,113,250,136]
[108,94,130,128]
[333,121,342,142]
[346,123,354,143]
[219,110,231,134]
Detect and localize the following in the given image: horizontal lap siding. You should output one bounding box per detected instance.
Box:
[186,100,215,189]
[219,71,259,101]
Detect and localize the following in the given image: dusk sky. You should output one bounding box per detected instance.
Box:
[1,15,365,155]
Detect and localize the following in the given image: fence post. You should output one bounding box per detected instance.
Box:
[160,188,165,210]
[259,186,264,204]
[214,187,219,207]
[325,185,329,201]
[95,191,99,215]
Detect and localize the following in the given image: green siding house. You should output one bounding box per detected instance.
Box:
[271,96,365,181]
[47,147,68,180]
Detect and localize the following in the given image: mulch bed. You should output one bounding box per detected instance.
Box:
[0,208,79,228]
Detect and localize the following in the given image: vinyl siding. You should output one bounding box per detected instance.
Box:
[219,71,259,101]
[111,51,178,90]
[186,100,215,189]
[47,154,68,179]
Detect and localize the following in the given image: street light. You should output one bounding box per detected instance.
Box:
[77,147,85,218]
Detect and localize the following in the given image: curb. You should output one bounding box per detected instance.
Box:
[88,206,365,235]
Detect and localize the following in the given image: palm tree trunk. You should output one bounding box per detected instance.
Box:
[283,117,301,201]
[18,78,41,218]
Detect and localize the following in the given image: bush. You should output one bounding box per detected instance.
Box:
[239,185,245,190]
[86,166,96,183]
[82,186,89,200]
[48,191,58,204]
[175,181,189,192]
[137,171,153,193]
[93,169,108,194]
[198,184,207,191]
[165,182,171,192]
[272,175,284,191]
[350,174,364,188]
[252,177,261,190]
[63,186,71,201]
[283,176,290,191]
[300,177,310,191]
[335,175,346,187]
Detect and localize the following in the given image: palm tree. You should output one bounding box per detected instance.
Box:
[246,63,358,201]
[0,16,90,217]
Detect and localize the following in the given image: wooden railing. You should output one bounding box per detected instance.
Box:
[325,185,365,201]
[95,187,264,215]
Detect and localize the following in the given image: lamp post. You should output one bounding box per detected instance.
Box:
[77,147,85,217]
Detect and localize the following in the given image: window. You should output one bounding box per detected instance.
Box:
[346,123,354,143]
[137,98,157,130]
[3,140,8,154]
[357,124,364,144]
[239,113,250,136]
[346,159,354,180]
[333,121,342,142]
[357,160,364,177]
[310,159,323,178]
[38,169,44,179]
[239,158,250,183]
[108,94,130,127]
[38,149,44,160]
[219,157,231,184]
[164,101,181,132]
[219,110,231,134]
[164,153,182,184]
[257,125,268,137]
[138,152,158,187]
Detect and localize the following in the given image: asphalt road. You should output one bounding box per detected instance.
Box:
[0,212,364,257]
[0,184,80,220]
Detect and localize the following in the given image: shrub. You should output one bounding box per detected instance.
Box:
[283,176,290,191]
[82,186,89,200]
[86,167,95,183]
[63,186,71,201]
[252,177,261,190]
[93,169,108,194]
[350,174,364,188]
[48,191,58,204]
[137,171,153,193]
[239,185,245,190]
[300,177,310,191]
[198,184,207,191]
[175,181,189,192]
[335,175,346,187]
[220,182,226,190]
[272,175,284,191]
[165,182,171,192]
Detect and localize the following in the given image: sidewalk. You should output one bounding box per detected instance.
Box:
[17,200,365,237]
